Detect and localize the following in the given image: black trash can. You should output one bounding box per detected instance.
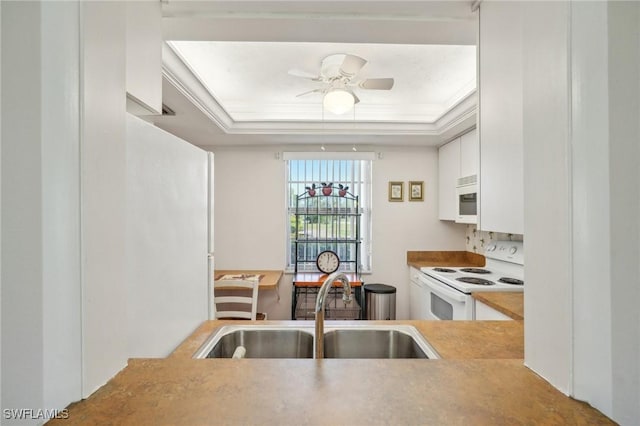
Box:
[364,284,397,320]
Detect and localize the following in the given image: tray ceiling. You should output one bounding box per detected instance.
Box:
[153,1,479,147]
[167,41,476,123]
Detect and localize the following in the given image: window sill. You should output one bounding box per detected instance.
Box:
[284,268,372,275]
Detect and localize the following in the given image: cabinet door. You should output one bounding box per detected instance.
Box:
[409,268,428,320]
[438,138,461,221]
[126,1,162,114]
[475,300,513,321]
[409,282,422,320]
[460,128,478,178]
[479,1,524,234]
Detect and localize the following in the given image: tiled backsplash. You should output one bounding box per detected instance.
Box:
[465,225,524,254]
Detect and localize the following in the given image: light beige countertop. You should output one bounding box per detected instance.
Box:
[473,292,525,320]
[50,320,614,425]
[406,250,485,269]
[53,358,612,426]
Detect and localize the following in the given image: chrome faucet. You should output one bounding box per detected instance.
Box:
[314,272,352,359]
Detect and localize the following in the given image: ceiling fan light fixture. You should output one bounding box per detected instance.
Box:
[323,89,354,115]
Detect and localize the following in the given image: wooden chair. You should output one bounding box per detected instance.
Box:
[212,277,261,320]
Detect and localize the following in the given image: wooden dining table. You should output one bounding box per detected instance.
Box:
[213,269,283,298]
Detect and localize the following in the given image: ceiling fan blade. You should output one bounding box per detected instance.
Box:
[295,88,323,97]
[339,54,367,77]
[288,69,321,80]
[359,78,394,90]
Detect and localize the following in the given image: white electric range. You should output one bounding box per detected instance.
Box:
[416,241,524,320]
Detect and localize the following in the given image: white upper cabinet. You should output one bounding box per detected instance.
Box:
[438,137,461,221]
[460,128,479,178]
[439,128,478,221]
[478,1,524,235]
[126,1,162,115]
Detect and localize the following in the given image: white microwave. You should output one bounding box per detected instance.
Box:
[455,175,477,224]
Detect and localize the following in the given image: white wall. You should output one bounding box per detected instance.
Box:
[213,145,466,320]
[1,0,4,411]
[1,1,83,420]
[606,3,640,422]
[80,1,128,397]
[126,115,209,357]
[1,4,45,419]
[371,147,467,318]
[213,147,289,318]
[522,1,640,423]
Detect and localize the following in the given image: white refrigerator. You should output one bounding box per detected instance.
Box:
[126,114,211,357]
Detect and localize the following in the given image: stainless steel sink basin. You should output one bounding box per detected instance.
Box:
[193,325,439,359]
[323,329,429,358]
[194,326,314,358]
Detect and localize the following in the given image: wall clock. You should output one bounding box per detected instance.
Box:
[316,250,340,274]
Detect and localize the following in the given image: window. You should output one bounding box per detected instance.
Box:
[285,153,372,273]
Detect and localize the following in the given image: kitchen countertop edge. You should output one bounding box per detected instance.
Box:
[472,292,524,320]
[407,250,485,269]
[51,319,613,426]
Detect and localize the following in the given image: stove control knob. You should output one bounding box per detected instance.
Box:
[509,246,518,255]
[487,244,496,252]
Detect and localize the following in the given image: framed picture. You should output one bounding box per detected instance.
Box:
[409,181,424,201]
[388,181,404,202]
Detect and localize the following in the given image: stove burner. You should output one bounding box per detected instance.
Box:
[433,268,456,273]
[498,277,524,286]
[459,268,491,274]
[456,277,494,286]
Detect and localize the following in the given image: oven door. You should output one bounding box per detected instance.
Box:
[417,273,473,320]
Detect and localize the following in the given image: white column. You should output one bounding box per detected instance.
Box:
[522,1,640,423]
[79,1,129,397]
[2,3,47,419]
[570,0,613,415]
[1,0,83,418]
[522,0,573,394]
[41,0,82,410]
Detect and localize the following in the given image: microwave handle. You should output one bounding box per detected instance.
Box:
[417,274,468,303]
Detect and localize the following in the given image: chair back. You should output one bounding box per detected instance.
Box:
[212,277,259,320]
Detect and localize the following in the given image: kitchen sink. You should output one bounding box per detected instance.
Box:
[193,324,439,359]
[195,327,314,359]
[323,329,430,358]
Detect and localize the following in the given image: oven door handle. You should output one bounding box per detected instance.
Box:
[418,274,468,303]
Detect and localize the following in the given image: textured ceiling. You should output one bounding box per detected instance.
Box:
[169,41,476,123]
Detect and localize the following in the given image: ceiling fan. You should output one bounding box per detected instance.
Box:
[288,53,394,114]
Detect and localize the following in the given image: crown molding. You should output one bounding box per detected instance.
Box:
[162,43,477,137]
[162,43,233,131]
[434,91,477,134]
